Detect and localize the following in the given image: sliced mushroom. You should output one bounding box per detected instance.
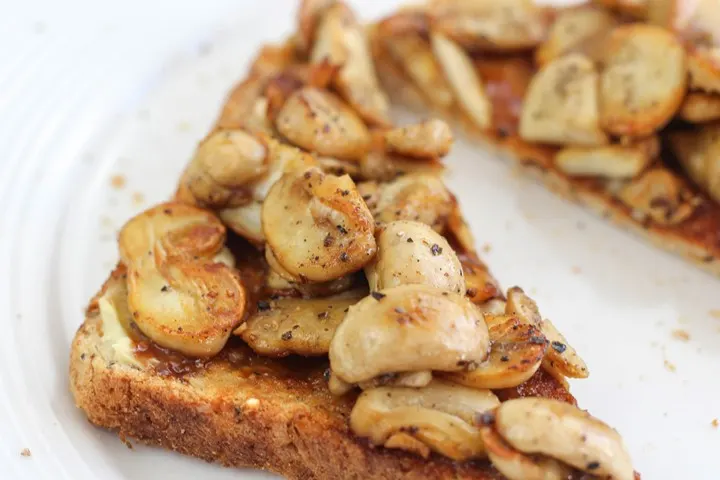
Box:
[371,173,454,231]
[329,284,490,384]
[429,0,548,53]
[185,129,268,208]
[357,370,433,391]
[669,125,720,203]
[365,220,465,294]
[679,92,720,123]
[350,380,500,461]
[265,267,358,298]
[554,138,657,179]
[235,287,367,357]
[317,156,361,177]
[385,33,456,109]
[600,24,687,137]
[535,6,616,66]
[311,3,391,126]
[491,398,635,480]
[262,166,376,282]
[480,423,575,480]
[618,168,697,225]
[542,318,589,379]
[688,47,720,94]
[118,203,246,357]
[219,140,316,244]
[460,256,502,305]
[444,315,547,389]
[384,119,454,159]
[296,0,337,54]
[519,53,607,146]
[275,87,371,161]
[431,32,493,130]
[505,286,542,327]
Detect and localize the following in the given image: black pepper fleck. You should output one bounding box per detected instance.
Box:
[257,301,271,311]
[161,285,170,292]
[500,355,510,362]
[551,341,567,354]
[339,252,349,262]
[371,291,386,301]
[281,331,293,341]
[317,311,329,319]
[475,411,496,426]
[430,243,442,256]
[530,335,546,345]
[587,462,600,470]
[336,225,348,235]
[406,237,413,243]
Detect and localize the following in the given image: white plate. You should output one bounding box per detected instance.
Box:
[1,1,718,478]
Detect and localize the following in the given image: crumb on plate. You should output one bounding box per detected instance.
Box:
[671,329,690,342]
[110,174,126,189]
[20,448,31,457]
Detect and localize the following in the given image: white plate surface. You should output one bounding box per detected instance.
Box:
[1,1,719,478]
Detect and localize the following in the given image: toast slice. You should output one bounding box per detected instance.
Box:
[71,1,638,479]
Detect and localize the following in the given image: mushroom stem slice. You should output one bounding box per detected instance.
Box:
[555,139,656,179]
[350,380,499,461]
[330,284,490,384]
[431,32,493,130]
[262,166,377,283]
[519,53,607,146]
[493,398,635,480]
[119,203,246,357]
[384,119,454,159]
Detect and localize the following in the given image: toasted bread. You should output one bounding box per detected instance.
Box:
[71,268,577,480]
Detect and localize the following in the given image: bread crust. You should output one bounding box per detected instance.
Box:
[71,283,575,480]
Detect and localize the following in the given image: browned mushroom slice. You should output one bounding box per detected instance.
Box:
[679,92,720,123]
[541,319,589,379]
[431,32,493,130]
[311,2,391,126]
[384,119,454,159]
[618,168,698,225]
[555,137,658,179]
[599,24,687,137]
[429,0,548,52]
[235,287,367,357]
[669,125,720,204]
[535,5,617,66]
[594,0,648,18]
[688,48,720,94]
[519,54,607,146]
[296,0,337,54]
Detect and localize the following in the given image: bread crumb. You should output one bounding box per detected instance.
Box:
[20,448,31,457]
[110,174,126,189]
[712,419,719,428]
[671,329,690,342]
[663,360,676,373]
[709,309,720,319]
[571,266,582,274]
[482,243,492,253]
[132,192,145,205]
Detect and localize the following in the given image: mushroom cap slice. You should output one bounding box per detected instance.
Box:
[541,318,589,379]
[119,203,246,357]
[311,3,391,126]
[235,287,367,357]
[429,0,548,53]
[364,220,465,294]
[618,168,697,225]
[479,424,575,480]
[262,166,376,283]
[669,125,720,203]
[679,91,720,123]
[384,119,454,159]
[520,53,607,146]
[219,202,264,245]
[535,5,617,66]
[329,284,490,384]
[431,32,493,130]
[275,87,371,161]
[444,315,547,389]
[265,266,357,298]
[599,24,687,137]
[554,138,657,179]
[384,33,456,109]
[350,380,499,461]
[494,398,634,480]
[371,173,454,231]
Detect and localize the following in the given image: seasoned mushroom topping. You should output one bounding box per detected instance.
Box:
[296,0,337,54]
[485,398,634,480]
[679,92,720,123]
[265,267,357,298]
[669,125,720,204]
[235,287,367,357]
[595,0,648,19]
[599,24,687,137]
[365,220,465,293]
[275,87,371,161]
[520,53,607,146]
[219,140,316,244]
[357,370,433,391]
[541,318,589,379]
[384,119,454,159]
[505,286,542,326]
[618,168,698,225]
[311,2,390,126]
[555,137,657,179]
[536,5,616,66]
[185,129,268,208]
[370,173,453,231]
[688,47,720,94]
[350,380,500,461]
[429,0,548,53]
[384,33,455,109]
[118,203,246,357]
[431,32,493,129]
[329,284,490,384]
[262,166,376,282]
